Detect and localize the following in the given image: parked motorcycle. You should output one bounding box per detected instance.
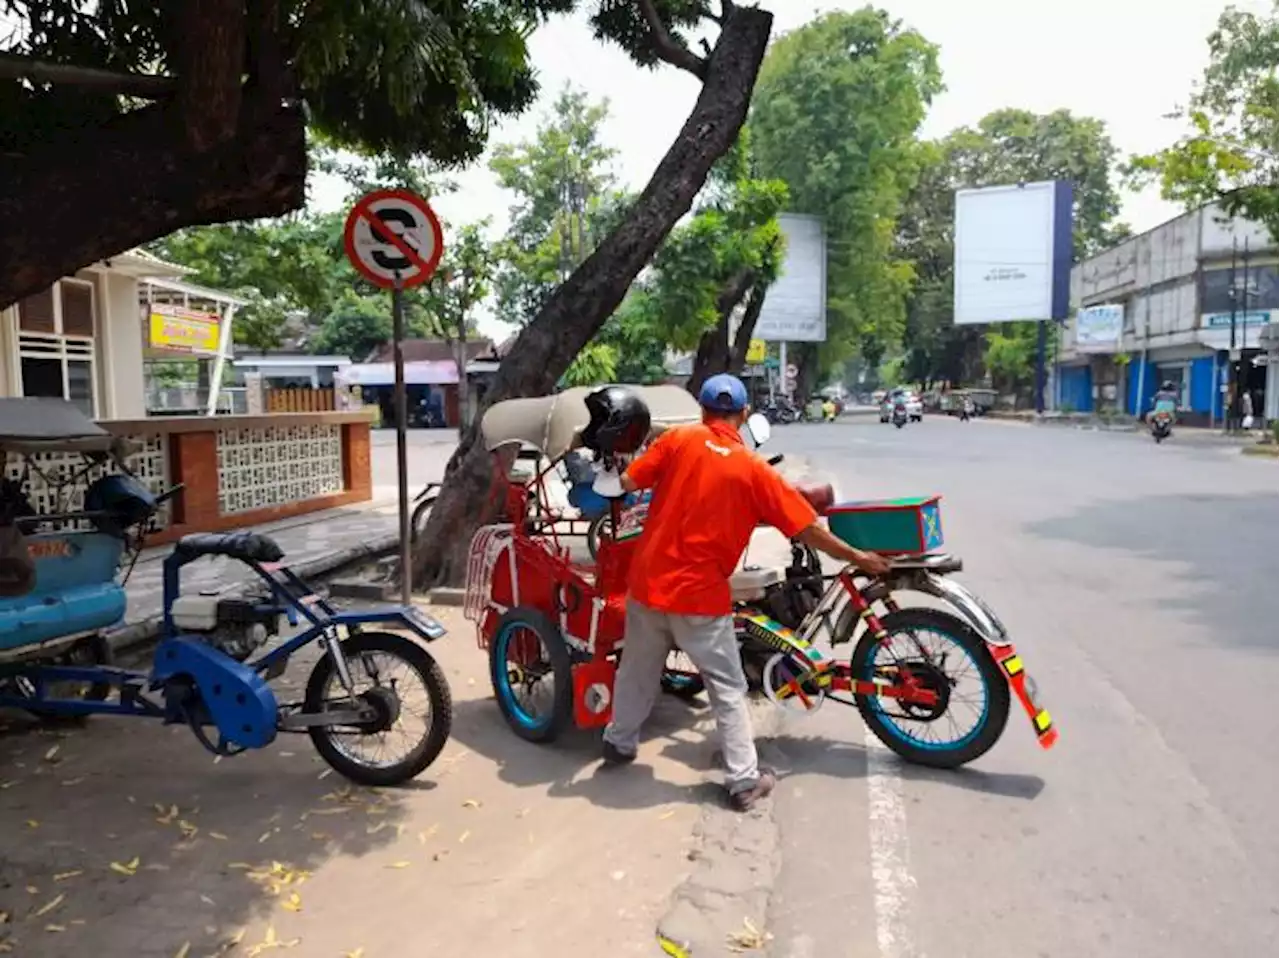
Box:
[661,426,1058,769]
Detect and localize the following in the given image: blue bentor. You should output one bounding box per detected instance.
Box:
[0,398,453,787]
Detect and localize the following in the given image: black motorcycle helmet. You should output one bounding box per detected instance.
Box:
[581,386,652,457]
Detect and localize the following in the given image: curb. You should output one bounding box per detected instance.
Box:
[1242,444,1280,458]
[107,532,400,656]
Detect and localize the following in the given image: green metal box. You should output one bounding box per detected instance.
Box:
[827,496,944,556]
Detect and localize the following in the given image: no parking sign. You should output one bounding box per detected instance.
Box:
[342,189,444,289]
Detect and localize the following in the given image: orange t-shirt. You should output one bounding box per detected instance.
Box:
[624,420,818,616]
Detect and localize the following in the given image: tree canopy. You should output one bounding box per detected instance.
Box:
[488,84,620,325]
[1127,3,1279,239]
[748,7,943,386]
[0,0,579,308]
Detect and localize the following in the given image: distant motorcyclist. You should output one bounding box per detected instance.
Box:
[1150,381,1178,419]
[1152,380,1178,406]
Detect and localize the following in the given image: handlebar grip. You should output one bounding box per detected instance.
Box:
[767,454,784,466]
[155,483,185,506]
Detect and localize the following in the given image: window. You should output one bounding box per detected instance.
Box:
[16,279,98,417]
[1202,264,1280,314]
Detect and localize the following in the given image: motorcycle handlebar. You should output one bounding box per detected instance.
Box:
[767,454,784,467]
[155,483,185,506]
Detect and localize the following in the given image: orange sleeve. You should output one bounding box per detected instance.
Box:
[751,460,819,538]
[625,427,680,490]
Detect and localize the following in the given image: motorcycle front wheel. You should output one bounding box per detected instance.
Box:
[304,631,453,787]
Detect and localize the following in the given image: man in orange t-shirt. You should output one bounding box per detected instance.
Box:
[602,374,890,811]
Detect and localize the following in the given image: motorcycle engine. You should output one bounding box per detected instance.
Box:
[170,595,280,661]
[759,542,825,631]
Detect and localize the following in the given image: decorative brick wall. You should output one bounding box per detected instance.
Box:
[97,410,376,546]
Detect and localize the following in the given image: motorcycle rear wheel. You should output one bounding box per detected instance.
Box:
[852,607,1009,769]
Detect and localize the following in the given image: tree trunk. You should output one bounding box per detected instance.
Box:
[686,266,755,397]
[413,5,774,589]
[729,274,770,369]
[0,98,306,309]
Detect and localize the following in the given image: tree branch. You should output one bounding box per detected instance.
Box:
[0,50,175,98]
[637,0,708,80]
[0,101,306,310]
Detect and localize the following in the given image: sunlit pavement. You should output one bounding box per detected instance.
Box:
[757,415,1278,958]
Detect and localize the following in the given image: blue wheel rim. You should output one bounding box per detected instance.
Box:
[493,621,553,731]
[862,623,990,752]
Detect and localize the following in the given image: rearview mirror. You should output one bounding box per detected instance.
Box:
[744,412,771,448]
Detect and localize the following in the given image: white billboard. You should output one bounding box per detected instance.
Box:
[953,181,1073,325]
[754,213,827,342]
[1075,303,1124,352]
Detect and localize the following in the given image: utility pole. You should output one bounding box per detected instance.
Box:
[1228,237,1239,432]
[1135,244,1153,418]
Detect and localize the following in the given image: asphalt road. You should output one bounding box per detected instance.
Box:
[755,416,1278,958]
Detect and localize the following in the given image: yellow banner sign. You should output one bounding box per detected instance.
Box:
[745,339,767,364]
[147,304,221,355]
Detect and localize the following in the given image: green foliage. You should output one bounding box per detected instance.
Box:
[983,327,1034,394]
[0,0,576,164]
[644,128,788,349]
[1126,4,1278,239]
[488,85,620,324]
[561,341,619,387]
[310,289,393,360]
[150,146,496,358]
[748,8,943,369]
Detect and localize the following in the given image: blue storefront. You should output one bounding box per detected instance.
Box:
[1058,364,1093,413]
[1125,354,1222,425]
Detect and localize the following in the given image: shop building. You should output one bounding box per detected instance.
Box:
[1,251,375,543]
[1057,203,1278,425]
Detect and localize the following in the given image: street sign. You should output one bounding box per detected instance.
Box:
[341,189,445,605]
[745,339,767,364]
[343,189,444,290]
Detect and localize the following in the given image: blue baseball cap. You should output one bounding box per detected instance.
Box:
[699,374,749,413]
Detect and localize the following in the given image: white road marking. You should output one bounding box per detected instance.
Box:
[864,729,923,958]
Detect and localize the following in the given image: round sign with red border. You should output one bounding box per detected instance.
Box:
[342,189,444,290]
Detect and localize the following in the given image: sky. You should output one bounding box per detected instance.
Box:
[311,0,1254,340]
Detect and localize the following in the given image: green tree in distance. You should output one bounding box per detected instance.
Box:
[0,0,576,310]
[489,85,619,325]
[748,7,943,396]
[1127,3,1278,240]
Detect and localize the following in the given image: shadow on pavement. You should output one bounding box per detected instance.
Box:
[1024,491,1279,648]
[0,667,419,956]
[754,733,1046,800]
[446,696,724,811]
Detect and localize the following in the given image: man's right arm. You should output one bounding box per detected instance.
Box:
[622,428,679,493]
[752,464,891,576]
[794,522,892,576]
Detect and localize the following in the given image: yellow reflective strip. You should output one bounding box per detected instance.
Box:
[1034,710,1052,731]
[657,936,691,958]
[1004,655,1024,676]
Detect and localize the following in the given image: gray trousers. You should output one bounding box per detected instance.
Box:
[603,599,760,795]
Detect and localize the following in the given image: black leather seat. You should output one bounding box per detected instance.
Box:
[889,552,963,574]
[173,532,285,564]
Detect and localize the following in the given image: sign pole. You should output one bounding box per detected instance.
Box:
[392,272,412,605]
[341,188,444,606]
